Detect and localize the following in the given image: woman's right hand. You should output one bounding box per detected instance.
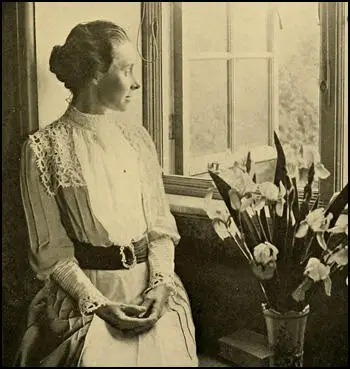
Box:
[95,303,157,333]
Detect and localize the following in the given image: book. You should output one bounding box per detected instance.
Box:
[218,329,272,367]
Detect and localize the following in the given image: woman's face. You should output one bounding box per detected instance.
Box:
[96,41,140,112]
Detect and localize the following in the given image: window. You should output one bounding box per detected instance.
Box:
[142,2,348,203]
[164,2,278,180]
[171,2,278,178]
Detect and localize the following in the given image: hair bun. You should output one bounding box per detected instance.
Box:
[48,21,130,94]
[49,45,63,74]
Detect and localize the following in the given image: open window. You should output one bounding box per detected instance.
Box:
[142,2,348,203]
[171,2,278,178]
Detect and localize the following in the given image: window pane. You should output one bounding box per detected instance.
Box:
[231,2,270,53]
[183,2,228,53]
[277,2,320,186]
[189,60,228,156]
[234,59,270,150]
[35,2,142,127]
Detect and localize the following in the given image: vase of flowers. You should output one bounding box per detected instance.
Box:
[205,133,348,367]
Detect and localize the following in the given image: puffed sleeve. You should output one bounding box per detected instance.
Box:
[20,139,111,314]
[20,139,75,280]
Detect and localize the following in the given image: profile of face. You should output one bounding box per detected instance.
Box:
[94,41,140,112]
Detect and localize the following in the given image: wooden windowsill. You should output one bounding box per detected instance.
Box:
[167,193,212,218]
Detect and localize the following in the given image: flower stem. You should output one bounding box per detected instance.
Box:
[259,282,270,305]
[300,233,316,264]
[256,213,269,242]
[233,235,252,261]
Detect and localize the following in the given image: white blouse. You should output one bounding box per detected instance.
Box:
[71,110,147,245]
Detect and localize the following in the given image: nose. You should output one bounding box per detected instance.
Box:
[131,73,140,90]
[131,80,140,90]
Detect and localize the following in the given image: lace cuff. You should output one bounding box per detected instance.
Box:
[144,272,176,296]
[79,295,111,316]
[146,237,177,296]
[50,259,111,316]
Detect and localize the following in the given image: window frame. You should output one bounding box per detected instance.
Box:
[142,1,348,202]
[318,2,347,204]
[15,2,39,139]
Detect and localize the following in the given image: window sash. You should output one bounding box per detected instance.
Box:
[319,2,347,203]
[170,2,278,176]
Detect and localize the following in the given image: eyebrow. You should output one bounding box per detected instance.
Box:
[116,59,134,69]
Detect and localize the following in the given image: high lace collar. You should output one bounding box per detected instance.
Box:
[63,104,120,133]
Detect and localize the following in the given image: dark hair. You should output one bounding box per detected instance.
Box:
[49,20,130,95]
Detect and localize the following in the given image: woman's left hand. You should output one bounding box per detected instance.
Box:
[139,284,171,321]
[123,284,171,337]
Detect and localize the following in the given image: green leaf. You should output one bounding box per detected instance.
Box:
[310,195,319,212]
[246,151,252,174]
[273,132,288,188]
[209,170,235,217]
[241,211,262,246]
[307,162,315,185]
[209,170,261,246]
[325,183,348,228]
[260,207,272,242]
[291,177,300,221]
[272,133,292,261]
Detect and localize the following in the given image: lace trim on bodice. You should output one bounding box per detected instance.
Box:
[28,105,179,244]
[28,120,86,196]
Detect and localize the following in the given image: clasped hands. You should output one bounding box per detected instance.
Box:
[95,284,170,336]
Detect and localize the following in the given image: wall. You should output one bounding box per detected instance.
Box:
[2,3,41,366]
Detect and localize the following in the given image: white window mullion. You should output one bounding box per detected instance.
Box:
[161,2,172,174]
[173,2,191,176]
[181,3,191,176]
[267,2,279,145]
[227,1,234,151]
[182,56,191,176]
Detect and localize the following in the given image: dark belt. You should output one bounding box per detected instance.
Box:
[73,237,148,270]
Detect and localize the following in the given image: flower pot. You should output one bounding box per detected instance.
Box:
[262,303,310,367]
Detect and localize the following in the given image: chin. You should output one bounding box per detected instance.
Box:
[118,105,128,112]
[107,104,127,112]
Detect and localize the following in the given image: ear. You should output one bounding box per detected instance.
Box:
[92,71,104,86]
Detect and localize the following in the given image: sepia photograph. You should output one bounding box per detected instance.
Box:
[2,2,348,367]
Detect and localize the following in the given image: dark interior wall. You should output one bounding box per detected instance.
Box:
[2,3,41,366]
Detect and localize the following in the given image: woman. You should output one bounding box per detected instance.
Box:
[16,20,198,367]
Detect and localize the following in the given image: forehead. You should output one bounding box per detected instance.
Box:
[111,41,137,68]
